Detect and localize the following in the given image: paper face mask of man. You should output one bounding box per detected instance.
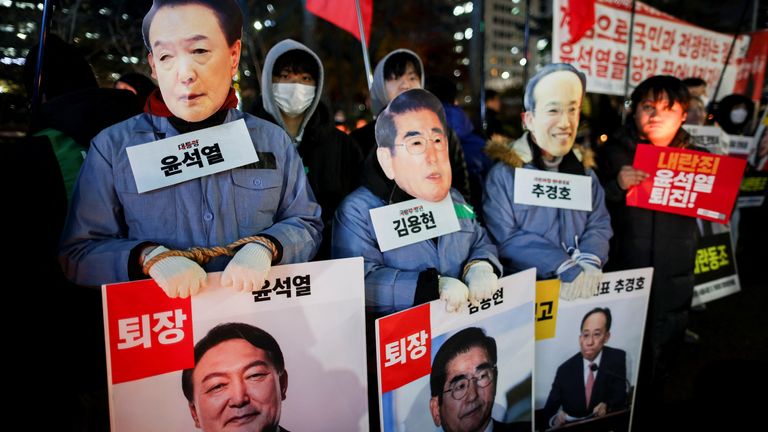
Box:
[523,69,584,159]
[375,89,452,202]
[145,2,242,122]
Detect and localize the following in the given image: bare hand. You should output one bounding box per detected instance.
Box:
[592,402,608,417]
[617,165,649,190]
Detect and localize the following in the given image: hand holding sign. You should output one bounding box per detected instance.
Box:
[617,165,649,190]
[464,261,498,306]
[145,246,207,298]
[221,243,272,293]
[438,276,469,312]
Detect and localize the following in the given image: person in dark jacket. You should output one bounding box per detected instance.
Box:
[351,49,472,202]
[16,32,142,432]
[251,39,362,260]
[713,93,755,135]
[597,75,698,426]
[115,72,158,107]
[484,89,505,138]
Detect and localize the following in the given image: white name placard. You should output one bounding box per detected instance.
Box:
[127,119,258,193]
[370,194,460,252]
[513,168,592,211]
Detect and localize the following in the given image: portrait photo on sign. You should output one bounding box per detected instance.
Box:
[105,259,369,432]
[377,269,536,432]
[534,268,652,431]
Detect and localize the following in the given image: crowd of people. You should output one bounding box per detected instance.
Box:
[15,0,766,430]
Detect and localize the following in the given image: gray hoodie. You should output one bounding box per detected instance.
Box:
[369,48,425,115]
[261,39,324,143]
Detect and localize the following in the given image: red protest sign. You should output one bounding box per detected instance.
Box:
[105,279,194,384]
[377,303,432,393]
[626,145,746,223]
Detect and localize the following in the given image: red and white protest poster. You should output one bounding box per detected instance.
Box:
[553,0,752,97]
[626,145,746,223]
[375,268,536,431]
[534,268,653,432]
[104,258,368,432]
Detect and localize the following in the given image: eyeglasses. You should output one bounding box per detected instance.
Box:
[443,366,496,400]
[395,132,448,155]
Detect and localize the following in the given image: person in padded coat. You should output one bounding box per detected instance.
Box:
[483,64,612,301]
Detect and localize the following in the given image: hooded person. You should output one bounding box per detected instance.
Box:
[251,39,362,260]
[483,63,612,300]
[350,49,472,201]
[714,93,755,135]
[59,0,322,299]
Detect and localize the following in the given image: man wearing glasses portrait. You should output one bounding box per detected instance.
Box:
[429,327,530,432]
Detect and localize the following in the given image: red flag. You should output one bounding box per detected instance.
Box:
[568,0,595,44]
[306,0,373,44]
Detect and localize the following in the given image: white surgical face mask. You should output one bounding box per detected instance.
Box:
[730,108,748,124]
[272,83,315,117]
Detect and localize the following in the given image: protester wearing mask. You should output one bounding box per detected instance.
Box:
[484,64,611,300]
[60,1,323,297]
[714,94,755,135]
[252,39,362,260]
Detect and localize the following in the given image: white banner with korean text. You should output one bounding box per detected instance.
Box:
[553,0,750,98]
[534,268,653,431]
[103,258,368,432]
[375,268,536,431]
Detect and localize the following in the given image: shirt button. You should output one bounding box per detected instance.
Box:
[203,213,213,221]
[253,178,262,187]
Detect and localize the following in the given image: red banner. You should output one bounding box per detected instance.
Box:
[627,145,746,223]
[306,0,373,44]
[377,303,431,393]
[105,279,194,384]
[733,30,768,102]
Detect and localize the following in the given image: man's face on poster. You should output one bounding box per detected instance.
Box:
[377,108,452,202]
[188,339,288,432]
[430,346,497,432]
[579,312,611,362]
[147,3,241,122]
